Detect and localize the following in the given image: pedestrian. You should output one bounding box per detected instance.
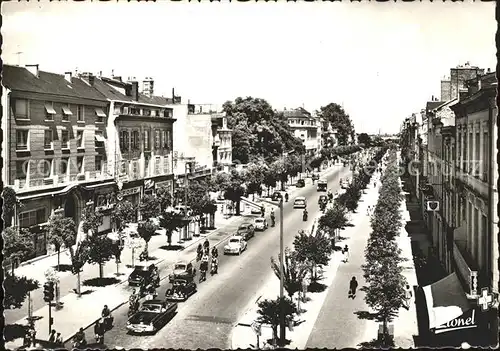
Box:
[55,332,63,345]
[404,284,413,310]
[348,276,358,299]
[342,245,349,263]
[49,329,56,343]
[94,319,105,344]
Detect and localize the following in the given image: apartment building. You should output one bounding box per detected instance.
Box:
[90,75,176,220]
[283,107,320,156]
[2,64,111,257]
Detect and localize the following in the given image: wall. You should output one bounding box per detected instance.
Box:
[449,67,485,100]
[185,114,213,169]
[441,80,451,101]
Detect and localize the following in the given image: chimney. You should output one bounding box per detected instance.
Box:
[114,76,122,82]
[431,95,434,101]
[64,71,72,83]
[80,72,95,86]
[487,68,491,73]
[130,81,139,101]
[25,64,39,78]
[97,71,102,78]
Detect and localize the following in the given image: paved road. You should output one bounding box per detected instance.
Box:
[305,171,381,349]
[90,165,351,349]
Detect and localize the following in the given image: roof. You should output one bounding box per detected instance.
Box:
[425,101,442,112]
[2,64,107,101]
[283,107,312,118]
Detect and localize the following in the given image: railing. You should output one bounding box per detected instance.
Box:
[453,240,479,298]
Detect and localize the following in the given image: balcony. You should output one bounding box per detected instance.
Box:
[453,239,479,298]
[288,120,318,129]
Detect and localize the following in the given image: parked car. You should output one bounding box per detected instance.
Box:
[165,278,197,301]
[126,300,177,334]
[236,222,255,240]
[128,265,153,286]
[271,191,283,201]
[224,236,247,255]
[168,261,196,282]
[293,196,307,209]
[295,179,305,188]
[254,217,268,231]
[317,179,328,191]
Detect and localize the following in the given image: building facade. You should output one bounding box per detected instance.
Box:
[283,107,320,156]
[2,65,111,257]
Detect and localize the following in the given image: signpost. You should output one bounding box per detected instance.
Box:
[251,321,262,349]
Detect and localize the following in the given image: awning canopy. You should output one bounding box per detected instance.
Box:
[45,104,56,114]
[95,134,106,142]
[423,272,471,329]
[62,106,73,115]
[95,108,107,117]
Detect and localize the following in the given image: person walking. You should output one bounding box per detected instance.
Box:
[48,329,56,343]
[403,284,413,310]
[55,332,63,345]
[342,245,350,263]
[348,276,358,299]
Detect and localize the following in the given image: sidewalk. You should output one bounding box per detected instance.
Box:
[231,169,381,349]
[5,210,246,349]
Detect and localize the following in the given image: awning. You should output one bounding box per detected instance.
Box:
[62,106,73,115]
[95,108,107,117]
[81,181,116,190]
[45,104,56,114]
[18,183,80,201]
[95,134,106,142]
[423,272,471,329]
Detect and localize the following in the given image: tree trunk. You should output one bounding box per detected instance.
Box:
[236,200,241,216]
[99,263,104,278]
[57,249,61,271]
[77,271,81,296]
[145,240,149,255]
[167,231,172,246]
[272,325,278,346]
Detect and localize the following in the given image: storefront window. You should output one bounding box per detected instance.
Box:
[19,208,46,228]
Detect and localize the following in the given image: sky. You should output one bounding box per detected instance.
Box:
[1,1,496,134]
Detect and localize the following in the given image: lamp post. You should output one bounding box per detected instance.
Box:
[258,196,285,345]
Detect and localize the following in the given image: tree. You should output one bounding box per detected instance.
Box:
[156,187,173,212]
[263,167,278,196]
[69,241,89,296]
[112,200,136,234]
[270,248,310,298]
[318,204,349,239]
[83,234,115,279]
[3,227,34,275]
[317,103,355,146]
[81,205,104,237]
[46,214,77,271]
[293,230,331,281]
[139,194,160,221]
[159,211,186,247]
[201,198,218,229]
[358,133,372,147]
[245,162,266,199]
[137,219,158,257]
[2,186,17,228]
[4,273,39,310]
[256,296,298,346]
[270,158,288,191]
[337,189,360,213]
[285,154,301,183]
[224,169,245,215]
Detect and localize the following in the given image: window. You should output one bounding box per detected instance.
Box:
[77,105,84,121]
[130,107,140,115]
[77,131,84,148]
[16,130,29,150]
[44,130,53,149]
[14,99,28,119]
[95,131,105,147]
[95,156,102,172]
[144,109,151,117]
[468,132,473,173]
[483,132,489,181]
[457,133,462,170]
[132,160,139,178]
[131,131,140,150]
[144,130,150,150]
[475,132,480,177]
[154,130,160,150]
[155,157,161,174]
[120,131,129,151]
[45,102,56,120]
[120,161,127,174]
[62,104,72,121]
[163,156,170,174]
[95,108,106,123]
[77,156,84,173]
[16,160,27,180]
[61,130,69,149]
[19,208,46,228]
[43,159,52,177]
[60,157,69,174]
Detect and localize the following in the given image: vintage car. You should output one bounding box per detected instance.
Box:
[293,196,307,209]
[165,278,197,301]
[236,222,255,240]
[271,191,283,202]
[128,265,153,286]
[317,179,328,191]
[126,300,177,334]
[311,173,320,181]
[295,179,305,188]
[168,261,196,282]
[254,217,268,231]
[318,194,328,205]
[224,236,247,255]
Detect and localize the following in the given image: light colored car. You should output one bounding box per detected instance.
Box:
[293,196,307,209]
[254,217,268,231]
[224,236,247,255]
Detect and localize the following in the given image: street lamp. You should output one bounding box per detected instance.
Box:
[258,196,285,345]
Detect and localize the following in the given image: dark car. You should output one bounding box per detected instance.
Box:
[236,222,255,240]
[168,261,196,282]
[165,279,197,301]
[311,173,320,181]
[128,265,152,286]
[271,192,283,201]
[126,300,177,334]
[318,194,328,205]
[295,179,305,188]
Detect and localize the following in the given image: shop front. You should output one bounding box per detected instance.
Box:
[87,182,118,235]
[117,181,143,222]
[155,178,174,196]
[144,179,156,196]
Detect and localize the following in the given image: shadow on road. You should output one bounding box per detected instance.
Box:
[82,277,120,287]
[354,310,378,321]
[159,244,184,251]
[52,264,72,272]
[307,282,327,293]
[4,323,28,342]
[358,337,395,349]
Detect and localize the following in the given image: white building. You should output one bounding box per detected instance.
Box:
[283,107,320,156]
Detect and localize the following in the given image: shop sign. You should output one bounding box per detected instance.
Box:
[156,180,173,190]
[434,308,477,334]
[145,179,155,189]
[119,186,141,197]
